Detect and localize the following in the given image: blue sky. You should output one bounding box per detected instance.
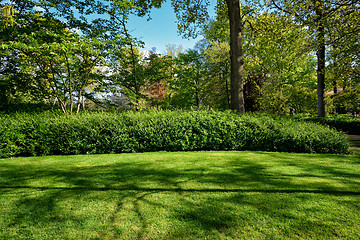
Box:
[2,0,215,54]
[127,1,216,54]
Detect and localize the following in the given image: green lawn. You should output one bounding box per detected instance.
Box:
[0,151,359,239]
[349,135,360,154]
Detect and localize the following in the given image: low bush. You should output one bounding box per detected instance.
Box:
[295,114,360,135]
[0,110,349,158]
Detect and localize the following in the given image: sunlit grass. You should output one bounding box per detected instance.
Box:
[1,151,359,239]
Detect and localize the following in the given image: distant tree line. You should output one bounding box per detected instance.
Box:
[1,0,359,115]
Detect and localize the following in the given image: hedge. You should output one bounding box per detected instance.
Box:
[295,114,360,135]
[0,110,349,158]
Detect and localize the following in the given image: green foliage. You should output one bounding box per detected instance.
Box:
[296,114,360,135]
[0,111,349,158]
[198,8,317,113]
[106,47,174,110]
[172,0,211,38]
[247,12,317,113]
[168,49,205,109]
[0,0,152,113]
[0,3,108,114]
[332,87,360,114]
[268,0,360,117]
[2,0,359,116]
[201,41,231,110]
[259,84,317,115]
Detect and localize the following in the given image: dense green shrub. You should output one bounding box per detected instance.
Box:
[295,114,360,135]
[0,110,349,158]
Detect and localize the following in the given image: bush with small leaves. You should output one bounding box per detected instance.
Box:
[0,110,349,158]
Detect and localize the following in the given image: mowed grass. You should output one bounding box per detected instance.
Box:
[349,135,360,154]
[0,151,359,239]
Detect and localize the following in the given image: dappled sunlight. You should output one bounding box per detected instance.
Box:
[1,151,360,193]
[1,151,359,239]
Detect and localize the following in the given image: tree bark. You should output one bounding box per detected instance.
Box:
[223,65,231,109]
[226,0,245,113]
[316,5,326,117]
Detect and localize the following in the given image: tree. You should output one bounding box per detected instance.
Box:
[327,5,360,96]
[168,49,205,109]
[199,4,317,113]
[173,0,250,112]
[199,2,232,110]
[143,50,173,108]
[269,0,360,117]
[225,0,246,112]
[2,0,264,113]
[1,0,158,113]
[332,86,360,114]
[106,46,174,110]
[0,2,39,108]
[246,12,316,114]
[0,3,106,114]
[202,41,231,109]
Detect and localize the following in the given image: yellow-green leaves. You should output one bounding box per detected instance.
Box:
[0,4,18,27]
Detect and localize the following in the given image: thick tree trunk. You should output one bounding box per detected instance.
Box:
[316,7,326,117]
[226,0,245,113]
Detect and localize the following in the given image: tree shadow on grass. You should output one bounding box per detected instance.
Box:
[0,152,359,239]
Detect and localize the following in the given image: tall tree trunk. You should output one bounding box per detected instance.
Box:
[316,5,326,117]
[226,0,245,113]
[317,41,326,117]
[223,65,231,109]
